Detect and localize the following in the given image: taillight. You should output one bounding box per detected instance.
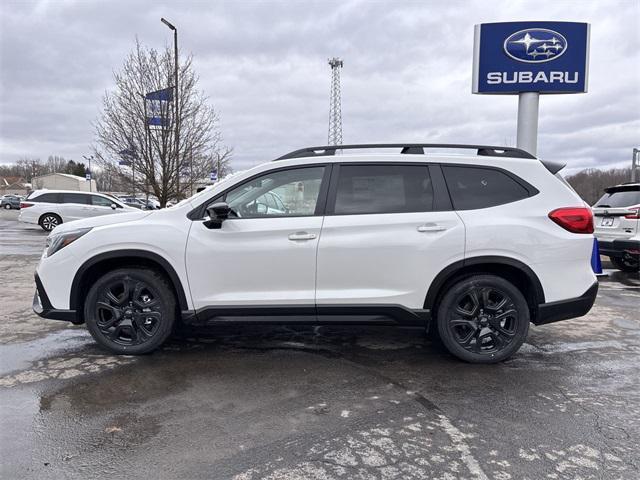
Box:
[20,202,34,208]
[548,207,594,234]
[625,207,640,220]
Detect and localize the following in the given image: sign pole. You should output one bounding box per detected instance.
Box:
[516,92,539,156]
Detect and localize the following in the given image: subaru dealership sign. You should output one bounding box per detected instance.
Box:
[473,22,590,94]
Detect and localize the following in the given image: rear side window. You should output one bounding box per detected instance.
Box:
[61,193,89,204]
[442,166,529,210]
[32,193,60,203]
[333,164,434,215]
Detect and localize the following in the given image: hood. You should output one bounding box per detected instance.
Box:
[51,210,153,234]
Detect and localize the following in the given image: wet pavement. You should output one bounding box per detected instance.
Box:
[1,208,639,479]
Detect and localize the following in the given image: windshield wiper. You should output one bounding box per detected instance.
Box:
[595,204,611,208]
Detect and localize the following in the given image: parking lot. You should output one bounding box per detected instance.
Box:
[0,208,638,480]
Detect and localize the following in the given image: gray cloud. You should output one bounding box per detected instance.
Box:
[0,0,638,174]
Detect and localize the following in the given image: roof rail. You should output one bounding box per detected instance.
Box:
[275,143,536,161]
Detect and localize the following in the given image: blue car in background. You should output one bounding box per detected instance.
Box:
[1,195,21,210]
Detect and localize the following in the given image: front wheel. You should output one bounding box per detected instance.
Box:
[84,268,176,354]
[436,275,529,363]
[4,204,11,209]
[610,255,639,273]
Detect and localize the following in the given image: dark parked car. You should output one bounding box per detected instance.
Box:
[1,195,21,210]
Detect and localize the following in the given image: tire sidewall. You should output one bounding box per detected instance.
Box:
[40,214,61,231]
[436,275,530,364]
[84,268,176,355]
[611,256,639,273]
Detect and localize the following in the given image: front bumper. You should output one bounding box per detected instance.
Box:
[534,282,598,326]
[33,273,79,323]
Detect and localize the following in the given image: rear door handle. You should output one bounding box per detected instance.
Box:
[288,232,317,241]
[417,224,447,233]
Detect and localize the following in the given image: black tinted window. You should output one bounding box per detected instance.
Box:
[61,193,89,204]
[594,189,640,208]
[443,166,529,210]
[33,193,60,203]
[91,195,114,207]
[334,165,433,215]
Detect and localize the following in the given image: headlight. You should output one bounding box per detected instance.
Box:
[45,228,92,257]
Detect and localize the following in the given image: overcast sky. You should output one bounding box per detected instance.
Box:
[1,0,638,174]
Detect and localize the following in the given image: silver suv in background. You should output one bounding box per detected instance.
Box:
[19,190,136,231]
[593,183,640,272]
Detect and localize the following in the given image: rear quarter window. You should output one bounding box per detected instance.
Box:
[442,166,531,210]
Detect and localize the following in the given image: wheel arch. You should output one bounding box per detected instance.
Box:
[424,256,545,323]
[69,249,189,323]
[38,212,62,223]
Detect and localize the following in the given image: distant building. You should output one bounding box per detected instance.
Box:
[31,173,97,192]
[0,176,29,196]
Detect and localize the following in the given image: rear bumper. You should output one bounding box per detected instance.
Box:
[599,239,640,258]
[33,273,79,323]
[534,282,598,326]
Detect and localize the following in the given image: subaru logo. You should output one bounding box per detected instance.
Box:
[504,28,568,63]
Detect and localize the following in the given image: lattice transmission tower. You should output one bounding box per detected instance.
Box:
[327,57,343,145]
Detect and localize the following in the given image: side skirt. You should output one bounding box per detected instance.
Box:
[182,304,431,327]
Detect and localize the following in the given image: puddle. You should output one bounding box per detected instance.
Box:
[0,329,92,376]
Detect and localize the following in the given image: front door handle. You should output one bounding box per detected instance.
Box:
[417,224,446,233]
[288,232,317,241]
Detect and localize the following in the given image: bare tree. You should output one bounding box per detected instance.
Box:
[565,168,632,205]
[94,39,232,206]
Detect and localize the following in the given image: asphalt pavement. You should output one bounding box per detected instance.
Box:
[1,208,639,480]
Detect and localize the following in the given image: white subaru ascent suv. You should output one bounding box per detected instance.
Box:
[33,144,598,363]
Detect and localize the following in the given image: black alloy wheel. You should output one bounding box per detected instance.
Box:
[85,268,176,354]
[39,214,61,231]
[437,275,529,363]
[610,255,639,273]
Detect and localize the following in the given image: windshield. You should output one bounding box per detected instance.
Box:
[594,188,640,208]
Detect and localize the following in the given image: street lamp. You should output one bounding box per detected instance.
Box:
[82,155,94,192]
[161,17,180,201]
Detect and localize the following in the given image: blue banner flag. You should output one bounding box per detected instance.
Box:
[145,87,174,128]
[145,87,174,102]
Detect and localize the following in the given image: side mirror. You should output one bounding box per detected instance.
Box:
[110,203,117,210]
[204,202,231,229]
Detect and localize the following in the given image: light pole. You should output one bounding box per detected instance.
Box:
[161,17,180,201]
[82,155,94,192]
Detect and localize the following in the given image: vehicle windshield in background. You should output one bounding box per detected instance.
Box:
[594,187,640,208]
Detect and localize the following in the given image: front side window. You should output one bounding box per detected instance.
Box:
[61,193,89,204]
[333,164,434,215]
[91,195,114,207]
[442,166,530,210]
[224,166,325,218]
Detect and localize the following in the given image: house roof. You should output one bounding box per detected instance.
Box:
[32,173,87,181]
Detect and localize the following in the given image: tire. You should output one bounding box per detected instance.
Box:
[610,255,639,273]
[39,213,62,231]
[436,275,530,364]
[4,204,11,209]
[84,267,176,354]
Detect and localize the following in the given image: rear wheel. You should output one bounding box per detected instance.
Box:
[436,275,529,363]
[4,204,11,209]
[39,213,61,231]
[610,255,639,273]
[84,268,176,354]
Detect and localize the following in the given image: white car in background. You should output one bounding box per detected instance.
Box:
[593,182,640,272]
[19,190,137,231]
